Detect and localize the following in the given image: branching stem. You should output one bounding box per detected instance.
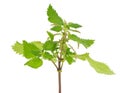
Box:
[57,24,68,93]
[51,60,58,69]
[68,44,76,53]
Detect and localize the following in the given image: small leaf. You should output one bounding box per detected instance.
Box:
[68,34,94,48]
[66,48,75,55]
[47,4,63,25]
[43,52,53,60]
[66,55,75,64]
[31,41,43,50]
[24,57,43,69]
[77,53,89,61]
[80,39,94,48]
[68,34,80,41]
[51,26,62,32]
[65,47,75,65]
[47,31,54,41]
[68,22,82,28]
[87,55,114,75]
[43,40,57,51]
[12,41,23,55]
[23,41,41,58]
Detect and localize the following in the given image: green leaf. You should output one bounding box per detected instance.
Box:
[47,4,63,25]
[68,34,80,41]
[66,48,75,55]
[43,40,57,51]
[24,57,43,69]
[68,34,94,48]
[66,55,75,64]
[51,26,62,32]
[23,41,41,58]
[65,48,75,64]
[68,22,82,28]
[12,41,23,55]
[47,31,54,41]
[76,53,114,75]
[31,41,43,50]
[80,39,94,48]
[43,52,53,60]
[76,53,89,61]
[87,55,114,75]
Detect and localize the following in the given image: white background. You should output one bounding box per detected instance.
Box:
[0,0,120,93]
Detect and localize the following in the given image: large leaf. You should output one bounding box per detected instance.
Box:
[68,34,94,48]
[47,4,63,25]
[24,57,43,69]
[23,41,41,58]
[12,41,23,55]
[87,56,114,75]
[68,22,82,28]
[51,25,62,32]
[76,53,114,75]
[43,40,57,51]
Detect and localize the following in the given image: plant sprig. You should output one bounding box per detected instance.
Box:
[12,4,114,75]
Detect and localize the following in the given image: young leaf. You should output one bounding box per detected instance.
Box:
[43,52,53,60]
[65,55,75,64]
[68,34,94,48]
[87,55,114,75]
[47,31,54,41]
[47,4,63,25]
[51,25,62,32]
[43,40,57,51]
[23,41,41,58]
[68,22,82,28]
[12,41,23,55]
[24,57,43,69]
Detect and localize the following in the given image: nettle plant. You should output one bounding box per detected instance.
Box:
[12,4,114,93]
